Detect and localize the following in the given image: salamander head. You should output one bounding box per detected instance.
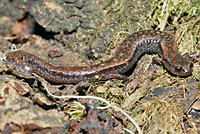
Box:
[162,54,193,76]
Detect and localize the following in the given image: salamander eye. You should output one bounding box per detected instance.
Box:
[174,65,184,72]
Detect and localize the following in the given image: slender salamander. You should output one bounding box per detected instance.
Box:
[6,30,193,84]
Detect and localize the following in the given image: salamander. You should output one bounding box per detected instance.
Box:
[6,30,193,84]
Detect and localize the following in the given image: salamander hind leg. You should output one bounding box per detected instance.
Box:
[108,73,129,81]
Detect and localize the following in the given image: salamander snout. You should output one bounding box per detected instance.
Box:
[173,62,193,76]
[162,53,193,77]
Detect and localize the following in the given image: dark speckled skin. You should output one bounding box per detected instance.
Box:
[6,30,193,84]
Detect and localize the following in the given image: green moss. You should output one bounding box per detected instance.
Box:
[107,0,115,7]
[66,102,85,121]
[148,0,200,30]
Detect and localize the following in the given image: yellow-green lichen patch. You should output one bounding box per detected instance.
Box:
[65,101,85,121]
